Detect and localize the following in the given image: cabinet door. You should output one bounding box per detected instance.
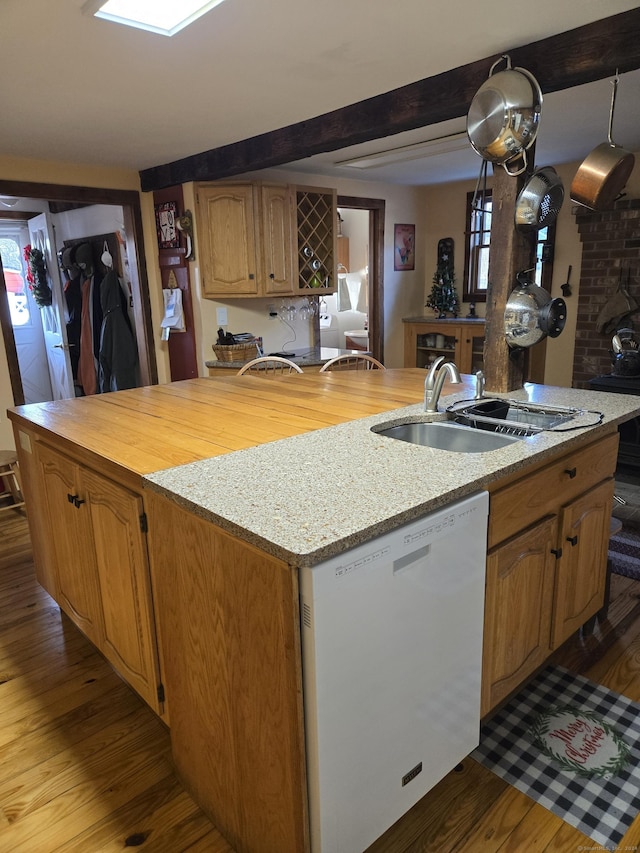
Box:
[404,321,485,371]
[405,322,457,370]
[458,326,485,375]
[337,235,350,272]
[196,184,259,296]
[551,477,615,648]
[37,444,104,646]
[261,184,295,295]
[83,468,163,715]
[482,515,557,716]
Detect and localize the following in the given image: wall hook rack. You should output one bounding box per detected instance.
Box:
[176,210,195,261]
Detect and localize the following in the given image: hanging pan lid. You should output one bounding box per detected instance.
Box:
[514,166,565,232]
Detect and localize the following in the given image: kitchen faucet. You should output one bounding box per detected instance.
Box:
[424,356,462,412]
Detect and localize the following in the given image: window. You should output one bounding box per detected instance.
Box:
[0,235,31,327]
[463,190,492,301]
[462,190,556,301]
[532,224,556,292]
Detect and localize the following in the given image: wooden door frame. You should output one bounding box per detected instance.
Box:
[0,179,156,405]
[337,196,385,364]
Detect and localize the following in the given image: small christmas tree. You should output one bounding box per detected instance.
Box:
[426,261,459,318]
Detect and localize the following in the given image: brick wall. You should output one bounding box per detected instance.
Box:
[573,198,640,388]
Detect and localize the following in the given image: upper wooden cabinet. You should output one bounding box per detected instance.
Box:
[195,182,338,299]
[337,235,349,272]
[296,186,337,293]
[261,184,296,295]
[195,182,296,298]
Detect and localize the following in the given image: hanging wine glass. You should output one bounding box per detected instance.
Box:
[299,297,311,321]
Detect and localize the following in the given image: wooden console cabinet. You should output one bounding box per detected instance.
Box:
[481,432,618,716]
[403,318,485,373]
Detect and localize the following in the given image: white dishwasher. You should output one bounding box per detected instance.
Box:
[299,490,489,853]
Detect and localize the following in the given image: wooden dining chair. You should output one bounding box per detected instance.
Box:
[0,450,25,512]
[237,356,304,376]
[319,354,386,372]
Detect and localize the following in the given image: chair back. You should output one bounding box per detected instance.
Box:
[237,356,303,376]
[319,354,385,372]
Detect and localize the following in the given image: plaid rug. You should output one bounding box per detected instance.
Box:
[609,526,640,581]
[472,666,640,850]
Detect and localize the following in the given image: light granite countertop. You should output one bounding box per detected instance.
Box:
[143,383,640,567]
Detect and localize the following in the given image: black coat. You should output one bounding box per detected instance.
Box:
[98,270,138,392]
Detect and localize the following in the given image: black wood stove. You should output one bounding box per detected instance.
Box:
[589,374,640,474]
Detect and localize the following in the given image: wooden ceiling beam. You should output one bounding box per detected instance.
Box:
[140,9,640,191]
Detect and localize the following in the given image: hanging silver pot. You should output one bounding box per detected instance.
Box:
[467,55,543,177]
[504,270,567,348]
[514,166,565,232]
[571,74,636,210]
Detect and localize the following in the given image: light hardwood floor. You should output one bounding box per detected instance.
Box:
[3,506,640,852]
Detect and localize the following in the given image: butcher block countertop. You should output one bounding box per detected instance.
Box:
[9,369,431,478]
[10,369,640,566]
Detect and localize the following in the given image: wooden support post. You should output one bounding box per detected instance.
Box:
[483,164,535,393]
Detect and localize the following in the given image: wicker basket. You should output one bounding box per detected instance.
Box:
[212,341,258,362]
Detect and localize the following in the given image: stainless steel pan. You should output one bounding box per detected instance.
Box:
[504,269,567,348]
[571,74,635,211]
[514,166,565,232]
[467,55,543,176]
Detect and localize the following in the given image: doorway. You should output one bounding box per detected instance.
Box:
[0,224,51,403]
[0,180,156,406]
[333,196,385,362]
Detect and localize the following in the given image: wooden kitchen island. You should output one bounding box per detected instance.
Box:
[7,370,640,853]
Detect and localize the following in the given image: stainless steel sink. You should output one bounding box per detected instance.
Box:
[372,420,523,452]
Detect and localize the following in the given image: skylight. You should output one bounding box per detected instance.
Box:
[86,0,226,36]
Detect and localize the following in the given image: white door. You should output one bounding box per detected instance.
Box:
[0,226,52,404]
[13,270,53,404]
[28,213,74,400]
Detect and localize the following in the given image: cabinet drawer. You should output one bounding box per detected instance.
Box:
[488,432,619,548]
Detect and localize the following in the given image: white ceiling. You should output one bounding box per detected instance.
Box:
[2,0,639,185]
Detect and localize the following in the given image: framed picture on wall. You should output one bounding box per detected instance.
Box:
[155,200,180,250]
[394,223,415,271]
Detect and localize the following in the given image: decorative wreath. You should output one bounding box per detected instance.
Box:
[23,244,52,308]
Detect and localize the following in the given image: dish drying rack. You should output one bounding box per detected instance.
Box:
[445,398,596,437]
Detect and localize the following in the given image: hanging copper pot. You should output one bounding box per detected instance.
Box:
[571,74,635,211]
